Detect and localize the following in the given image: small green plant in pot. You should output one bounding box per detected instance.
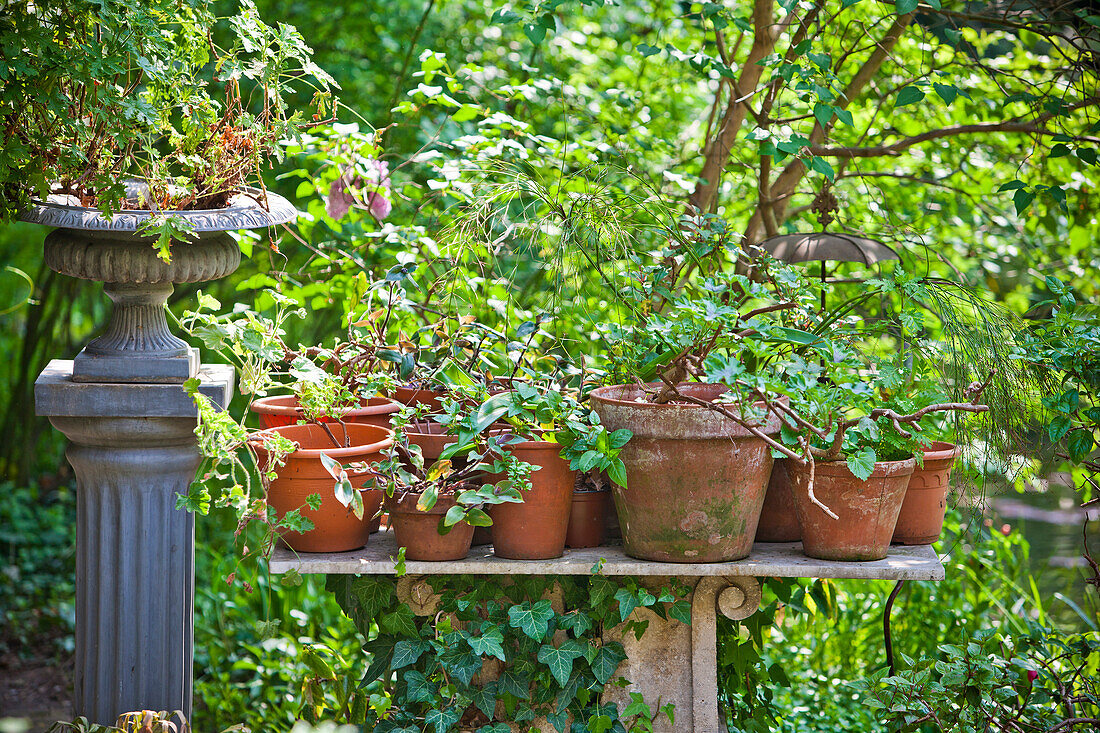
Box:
[445,374,631,560]
[364,407,524,561]
[776,336,990,561]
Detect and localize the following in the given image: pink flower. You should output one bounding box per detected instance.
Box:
[1027,670,1038,683]
[366,190,392,220]
[324,158,392,221]
[326,175,354,220]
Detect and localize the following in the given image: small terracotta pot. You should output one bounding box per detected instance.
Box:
[566,490,609,548]
[394,386,446,412]
[254,423,393,553]
[590,383,778,563]
[893,442,960,545]
[488,441,575,559]
[387,493,474,561]
[755,459,801,542]
[406,420,460,465]
[251,394,400,431]
[788,457,915,561]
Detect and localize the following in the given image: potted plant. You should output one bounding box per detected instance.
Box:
[779,351,990,561]
[5,1,335,382]
[444,377,630,560]
[589,255,820,562]
[366,408,523,561]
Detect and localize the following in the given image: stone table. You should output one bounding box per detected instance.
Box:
[271,531,943,731]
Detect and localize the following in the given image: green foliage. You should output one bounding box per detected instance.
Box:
[325,574,691,731]
[0,0,335,231]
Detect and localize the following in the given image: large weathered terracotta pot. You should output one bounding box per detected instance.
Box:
[387,492,474,561]
[755,458,801,542]
[254,423,392,553]
[406,420,461,464]
[893,442,960,545]
[489,441,575,559]
[589,383,779,562]
[250,394,400,430]
[788,457,915,561]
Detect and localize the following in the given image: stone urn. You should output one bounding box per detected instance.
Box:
[25,182,295,724]
[22,181,296,382]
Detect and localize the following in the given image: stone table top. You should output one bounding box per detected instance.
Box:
[269,529,945,581]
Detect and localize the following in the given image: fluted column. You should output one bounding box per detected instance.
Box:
[36,362,233,724]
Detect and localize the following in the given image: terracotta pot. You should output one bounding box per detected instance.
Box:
[788,457,915,561]
[566,490,609,548]
[394,386,446,412]
[251,394,400,431]
[254,423,393,553]
[488,441,575,559]
[590,383,778,562]
[387,493,474,561]
[755,459,801,542]
[406,420,460,464]
[893,442,960,545]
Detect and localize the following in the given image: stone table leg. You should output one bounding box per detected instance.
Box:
[604,575,761,732]
[36,360,233,725]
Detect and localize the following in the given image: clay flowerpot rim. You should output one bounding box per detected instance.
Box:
[922,441,960,462]
[252,422,394,459]
[811,456,917,477]
[590,382,783,438]
[251,394,400,419]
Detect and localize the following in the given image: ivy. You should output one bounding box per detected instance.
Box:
[327,574,691,731]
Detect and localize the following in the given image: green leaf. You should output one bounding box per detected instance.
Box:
[425,708,461,733]
[614,587,640,622]
[1013,187,1036,215]
[391,639,429,669]
[381,606,420,639]
[508,600,556,641]
[846,447,876,481]
[537,642,587,686]
[403,670,436,703]
[468,627,507,661]
[895,0,918,14]
[813,103,834,127]
[932,82,958,104]
[668,599,692,625]
[590,643,628,684]
[607,459,628,489]
[894,85,925,108]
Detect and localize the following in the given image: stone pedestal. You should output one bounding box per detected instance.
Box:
[36,360,233,724]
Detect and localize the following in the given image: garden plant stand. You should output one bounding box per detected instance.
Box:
[271,531,943,731]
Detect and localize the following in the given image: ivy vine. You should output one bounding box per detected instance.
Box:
[323,573,692,732]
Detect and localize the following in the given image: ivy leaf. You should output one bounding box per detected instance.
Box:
[382,606,420,639]
[555,673,584,715]
[391,639,429,669]
[498,668,530,700]
[425,707,462,733]
[438,645,483,685]
[350,577,394,620]
[846,447,876,481]
[468,626,507,661]
[508,600,555,641]
[614,587,640,622]
[472,681,499,719]
[590,643,628,684]
[668,599,692,625]
[537,642,587,686]
[546,709,571,733]
[403,669,436,703]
